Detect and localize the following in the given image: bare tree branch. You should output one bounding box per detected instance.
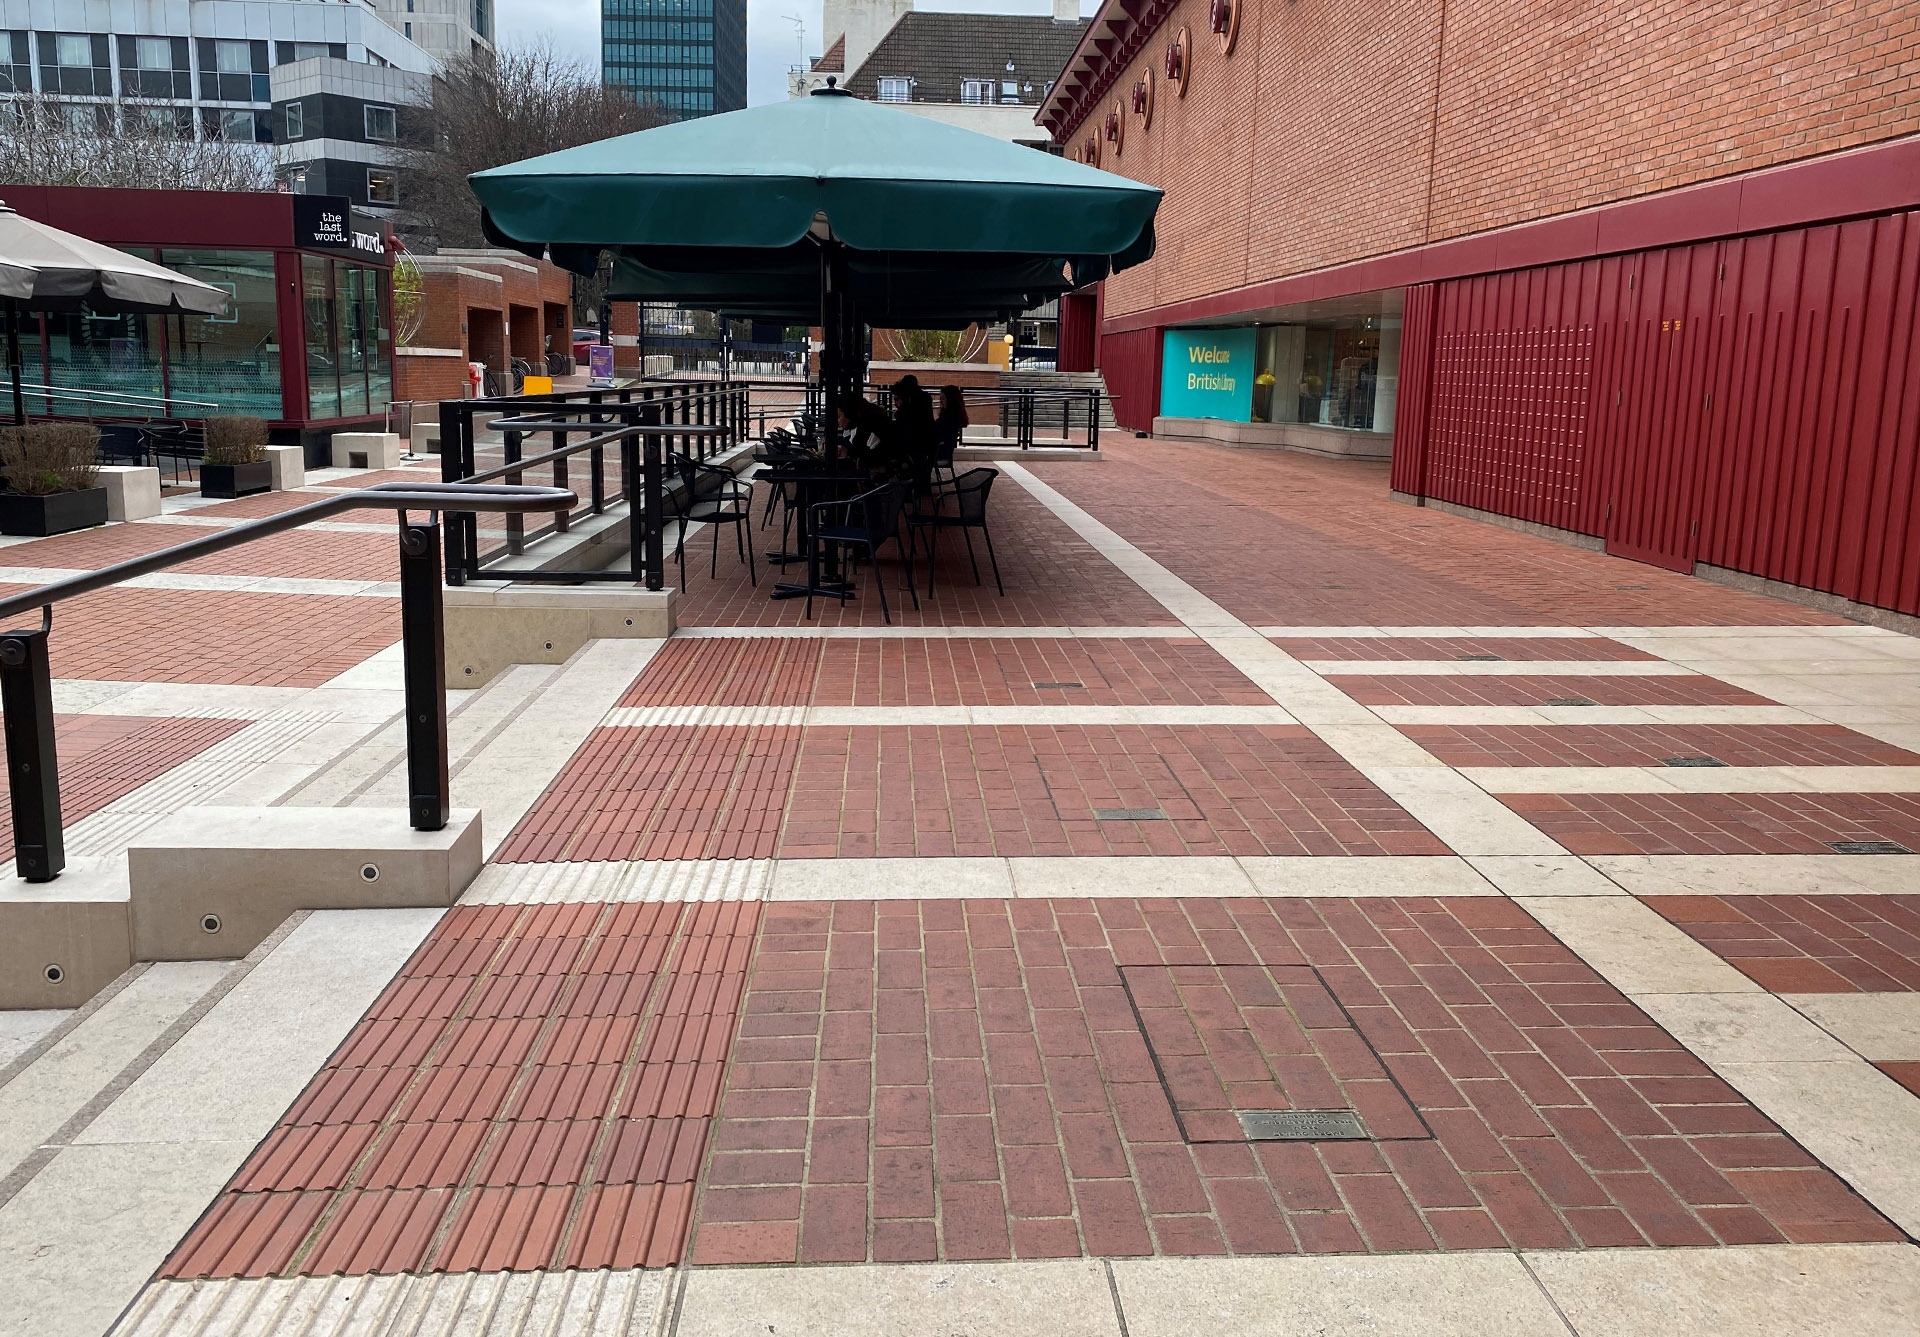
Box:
[0,93,274,192]
[402,42,666,253]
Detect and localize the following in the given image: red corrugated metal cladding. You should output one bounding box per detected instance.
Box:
[1100,326,1162,433]
[1395,208,1920,614]
[1058,292,1098,372]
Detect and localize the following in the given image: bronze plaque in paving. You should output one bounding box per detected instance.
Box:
[1118,962,1430,1144]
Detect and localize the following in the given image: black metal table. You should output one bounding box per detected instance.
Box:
[762,467,868,601]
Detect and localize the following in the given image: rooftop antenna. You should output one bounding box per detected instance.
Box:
[784,12,806,68]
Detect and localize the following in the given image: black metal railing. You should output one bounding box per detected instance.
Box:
[806,383,1105,450]
[438,381,752,589]
[0,481,575,883]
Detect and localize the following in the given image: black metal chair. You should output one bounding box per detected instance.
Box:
[137,419,205,483]
[807,481,918,623]
[668,452,756,585]
[907,467,1003,597]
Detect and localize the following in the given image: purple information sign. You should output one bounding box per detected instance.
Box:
[588,343,614,381]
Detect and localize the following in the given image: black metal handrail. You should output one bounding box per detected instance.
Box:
[0,480,576,884]
[439,380,751,588]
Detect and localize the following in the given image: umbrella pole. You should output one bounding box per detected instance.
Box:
[7,299,23,427]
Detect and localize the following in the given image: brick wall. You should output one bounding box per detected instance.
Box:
[394,349,471,403]
[1076,0,1920,319]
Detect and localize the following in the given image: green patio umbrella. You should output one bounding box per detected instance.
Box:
[471,84,1161,428]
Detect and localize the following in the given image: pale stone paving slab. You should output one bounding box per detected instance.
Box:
[1587,853,1920,897]
[1112,1253,1572,1337]
[1781,994,1920,1062]
[1460,764,1920,794]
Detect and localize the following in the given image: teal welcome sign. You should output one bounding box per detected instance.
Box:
[1160,327,1254,421]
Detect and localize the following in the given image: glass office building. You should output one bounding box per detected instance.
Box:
[602,0,745,120]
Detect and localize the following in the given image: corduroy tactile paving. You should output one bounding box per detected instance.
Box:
[163,900,760,1279]
[1399,724,1920,768]
[1644,895,1920,992]
[687,896,1897,1264]
[0,714,246,863]
[1500,791,1920,856]
[619,636,1275,708]
[1330,674,1775,708]
[495,724,1447,863]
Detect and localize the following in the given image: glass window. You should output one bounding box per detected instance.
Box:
[363,104,396,141]
[284,101,303,138]
[157,250,283,417]
[961,79,991,105]
[134,36,173,69]
[1000,80,1019,102]
[213,39,252,73]
[877,77,909,102]
[133,105,192,137]
[367,168,397,204]
[203,107,261,142]
[336,266,370,417]
[54,34,93,67]
[303,254,338,419]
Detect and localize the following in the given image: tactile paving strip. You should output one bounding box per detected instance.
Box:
[164,900,760,1278]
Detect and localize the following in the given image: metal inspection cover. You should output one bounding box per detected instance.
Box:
[1095,807,1167,821]
[1237,1110,1368,1141]
[1456,654,1504,661]
[1544,697,1598,707]
[1661,756,1728,767]
[1032,681,1084,689]
[1827,840,1915,855]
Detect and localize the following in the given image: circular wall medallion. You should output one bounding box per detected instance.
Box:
[1107,101,1125,154]
[1170,26,1191,98]
[1213,0,1240,56]
[1132,67,1155,131]
[1082,135,1101,167]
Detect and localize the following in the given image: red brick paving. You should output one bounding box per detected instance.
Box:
[1030,447,1840,628]
[1645,895,1920,992]
[164,900,760,1279]
[779,725,1446,859]
[621,637,1274,708]
[495,725,801,864]
[0,714,245,863]
[0,521,397,582]
[1273,636,1658,661]
[686,896,1895,1264]
[315,468,439,488]
[0,586,400,686]
[498,723,1447,863]
[1333,675,1774,707]
[1402,724,1920,768]
[187,490,339,519]
[674,481,1175,628]
[1502,792,1920,857]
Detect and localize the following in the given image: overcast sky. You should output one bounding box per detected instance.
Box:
[499,0,1098,108]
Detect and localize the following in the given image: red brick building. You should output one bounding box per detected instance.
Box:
[394,250,574,403]
[1042,1,1920,621]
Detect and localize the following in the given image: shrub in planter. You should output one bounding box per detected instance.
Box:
[201,415,273,498]
[0,423,108,536]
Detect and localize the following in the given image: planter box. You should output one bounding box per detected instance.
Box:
[0,487,110,537]
[199,461,273,499]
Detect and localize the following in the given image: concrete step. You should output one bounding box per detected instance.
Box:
[0,906,439,1337]
[0,960,231,1185]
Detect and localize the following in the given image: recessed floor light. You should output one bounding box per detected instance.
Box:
[1032,681,1083,689]
[1544,697,1597,707]
[1094,807,1166,821]
[1661,756,1727,767]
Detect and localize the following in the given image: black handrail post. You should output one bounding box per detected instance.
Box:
[398,520,450,833]
[643,431,665,591]
[1091,390,1102,450]
[553,426,571,533]
[1,619,62,882]
[504,427,525,555]
[439,399,466,585]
